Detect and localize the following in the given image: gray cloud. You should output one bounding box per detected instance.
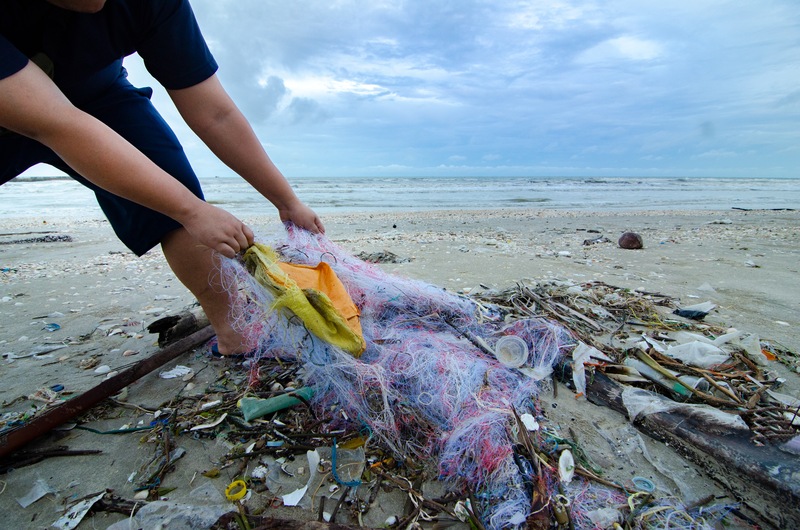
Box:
[153,0,800,177]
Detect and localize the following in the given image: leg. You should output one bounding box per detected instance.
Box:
[161,227,247,355]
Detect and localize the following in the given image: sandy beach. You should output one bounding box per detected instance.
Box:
[1,207,798,529]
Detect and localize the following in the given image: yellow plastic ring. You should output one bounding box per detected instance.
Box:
[225,480,247,502]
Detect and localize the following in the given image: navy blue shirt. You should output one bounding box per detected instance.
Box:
[0,0,218,106]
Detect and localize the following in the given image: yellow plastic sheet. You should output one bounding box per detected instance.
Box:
[242,243,366,356]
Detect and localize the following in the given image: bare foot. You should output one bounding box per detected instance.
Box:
[212,326,250,356]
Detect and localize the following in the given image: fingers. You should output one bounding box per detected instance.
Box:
[192,205,253,258]
[222,222,253,258]
[233,224,250,252]
[214,243,236,259]
[243,224,255,246]
[315,216,326,235]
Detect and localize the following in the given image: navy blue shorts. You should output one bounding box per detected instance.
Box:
[0,70,204,256]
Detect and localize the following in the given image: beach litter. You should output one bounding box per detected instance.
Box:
[51,490,105,530]
[2,225,798,529]
[188,226,793,528]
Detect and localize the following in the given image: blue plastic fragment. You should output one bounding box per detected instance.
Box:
[632,476,655,493]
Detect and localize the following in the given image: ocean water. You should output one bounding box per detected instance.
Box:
[0,176,798,220]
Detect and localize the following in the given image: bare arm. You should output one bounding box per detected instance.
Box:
[168,74,324,234]
[0,61,253,257]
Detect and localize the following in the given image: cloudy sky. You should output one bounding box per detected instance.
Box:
[64,1,800,178]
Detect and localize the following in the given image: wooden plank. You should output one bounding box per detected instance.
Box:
[0,325,215,458]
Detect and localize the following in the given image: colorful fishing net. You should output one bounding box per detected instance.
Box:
[219,225,577,528]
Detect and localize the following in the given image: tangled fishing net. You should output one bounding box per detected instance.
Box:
[218,225,577,528]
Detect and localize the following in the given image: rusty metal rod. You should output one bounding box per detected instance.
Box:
[0,325,215,458]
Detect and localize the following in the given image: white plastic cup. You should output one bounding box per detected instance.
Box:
[494,335,529,368]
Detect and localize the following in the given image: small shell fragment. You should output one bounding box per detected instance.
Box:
[200,400,221,411]
[190,412,228,431]
[80,357,99,369]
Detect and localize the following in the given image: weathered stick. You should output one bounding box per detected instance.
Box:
[147,306,210,346]
[219,515,377,529]
[0,325,215,458]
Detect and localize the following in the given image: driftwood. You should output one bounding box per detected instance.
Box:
[147,306,210,346]
[213,514,377,529]
[0,325,215,458]
[560,367,800,529]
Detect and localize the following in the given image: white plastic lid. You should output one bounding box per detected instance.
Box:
[494,335,529,368]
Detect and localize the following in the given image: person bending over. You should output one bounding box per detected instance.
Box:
[0,0,324,355]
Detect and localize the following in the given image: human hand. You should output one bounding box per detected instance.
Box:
[278,200,325,234]
[180,201,254,258]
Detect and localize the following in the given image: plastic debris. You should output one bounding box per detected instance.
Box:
[632,476,655,493]
[224,480,247,502]
[15,478,57,508]
[673,300,716,320]
[4,344,67,359]
[571,342,592,397]
[158,365,192,379]
[621,386,749,430]
[494,335,529,368]
[238,387,314,422]
[586,507,622,528]
[663,341,730,368]
[51,491,105,530]
[281,485,308,507]
[519,413,540,431]
[190,482,225,504]
[105,501,231,530]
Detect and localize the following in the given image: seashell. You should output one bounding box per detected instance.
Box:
[80,357,100,370]
[558,449,575,484]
